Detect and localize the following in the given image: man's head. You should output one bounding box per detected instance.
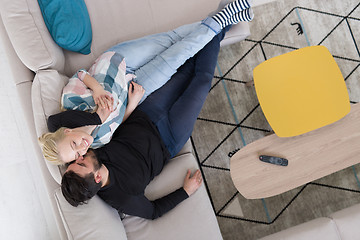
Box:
[61,150,103,207]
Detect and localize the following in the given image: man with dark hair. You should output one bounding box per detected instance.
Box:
[61,150,103,207]
[61,27,229,220]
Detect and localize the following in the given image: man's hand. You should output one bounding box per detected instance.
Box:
[121,82,145,123]
[183,169,202,196]
[128,82,145,108]
[93,86,113,111]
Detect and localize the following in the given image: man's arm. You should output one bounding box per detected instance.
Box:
[114,170,202,219]
[121,188,189,220]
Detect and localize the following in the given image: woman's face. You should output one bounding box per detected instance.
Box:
[57,128,94,163]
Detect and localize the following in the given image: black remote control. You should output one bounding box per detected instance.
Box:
[259,155,288,166]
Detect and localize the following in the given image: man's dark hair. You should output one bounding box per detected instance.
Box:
[61,171,102,207]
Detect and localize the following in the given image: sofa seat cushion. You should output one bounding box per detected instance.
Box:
[330,203,360,240]
[123,152,223,240]
[259,218,340,240]
[62,0,250,77]
[37,0,92,54]
[32,70,69,182]
[54,188,127,240]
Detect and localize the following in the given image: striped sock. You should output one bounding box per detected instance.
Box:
[227,8,254,24]
[212,0,252,28]
[217,8,254,29]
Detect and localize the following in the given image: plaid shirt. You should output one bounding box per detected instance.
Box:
[61,51,135,148]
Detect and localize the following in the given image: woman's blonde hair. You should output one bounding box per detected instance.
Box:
[38,127,67,165]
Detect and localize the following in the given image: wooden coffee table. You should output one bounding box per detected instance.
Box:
[230,103,360,199]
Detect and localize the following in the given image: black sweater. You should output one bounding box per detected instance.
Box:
[48,109,188,219]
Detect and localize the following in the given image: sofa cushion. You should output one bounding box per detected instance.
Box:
[330,203,360,240]
[32,69,69,183]
[123,152,223,240]
[61,0,250,77]
[37,0,92,54]
[54,188,127,240]
[62,0,158,77]
[0,0,65,74]
[258,217,340,240]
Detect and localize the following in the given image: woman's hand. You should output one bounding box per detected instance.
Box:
[96,105,112,123]
[128,82,145,108]
[183,169,203,196]
[81,73,114,111]
[93,86,113,111]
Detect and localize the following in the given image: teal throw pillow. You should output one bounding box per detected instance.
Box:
[38,0,92,54]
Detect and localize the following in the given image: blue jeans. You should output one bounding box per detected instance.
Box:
[138,27,229,157]
[106,17,221,102]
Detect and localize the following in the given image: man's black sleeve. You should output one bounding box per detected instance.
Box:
[121,188,189,220]
[47,110,102,132]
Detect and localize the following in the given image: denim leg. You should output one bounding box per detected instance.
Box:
[107,18,221,103]
[137,57,196,123]
[107,22,199,72]
[134,18,221,103]
[139,27,228,157]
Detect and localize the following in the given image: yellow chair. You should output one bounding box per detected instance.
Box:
[253,46,350,137]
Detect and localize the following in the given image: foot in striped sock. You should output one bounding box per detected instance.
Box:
[224,0,252,14]
[212,0,252,28]
[226,8,254,25]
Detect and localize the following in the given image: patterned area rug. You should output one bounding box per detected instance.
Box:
[191,0,360,239]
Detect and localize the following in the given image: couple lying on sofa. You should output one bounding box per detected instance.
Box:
[38,0,253,220]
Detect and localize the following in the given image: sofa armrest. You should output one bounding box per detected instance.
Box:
[221,22,250,47]
[330,203,360,240]
[258,218,341,240]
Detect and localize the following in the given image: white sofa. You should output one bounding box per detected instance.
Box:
[0,0,257,239]
[259,203,360,240]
